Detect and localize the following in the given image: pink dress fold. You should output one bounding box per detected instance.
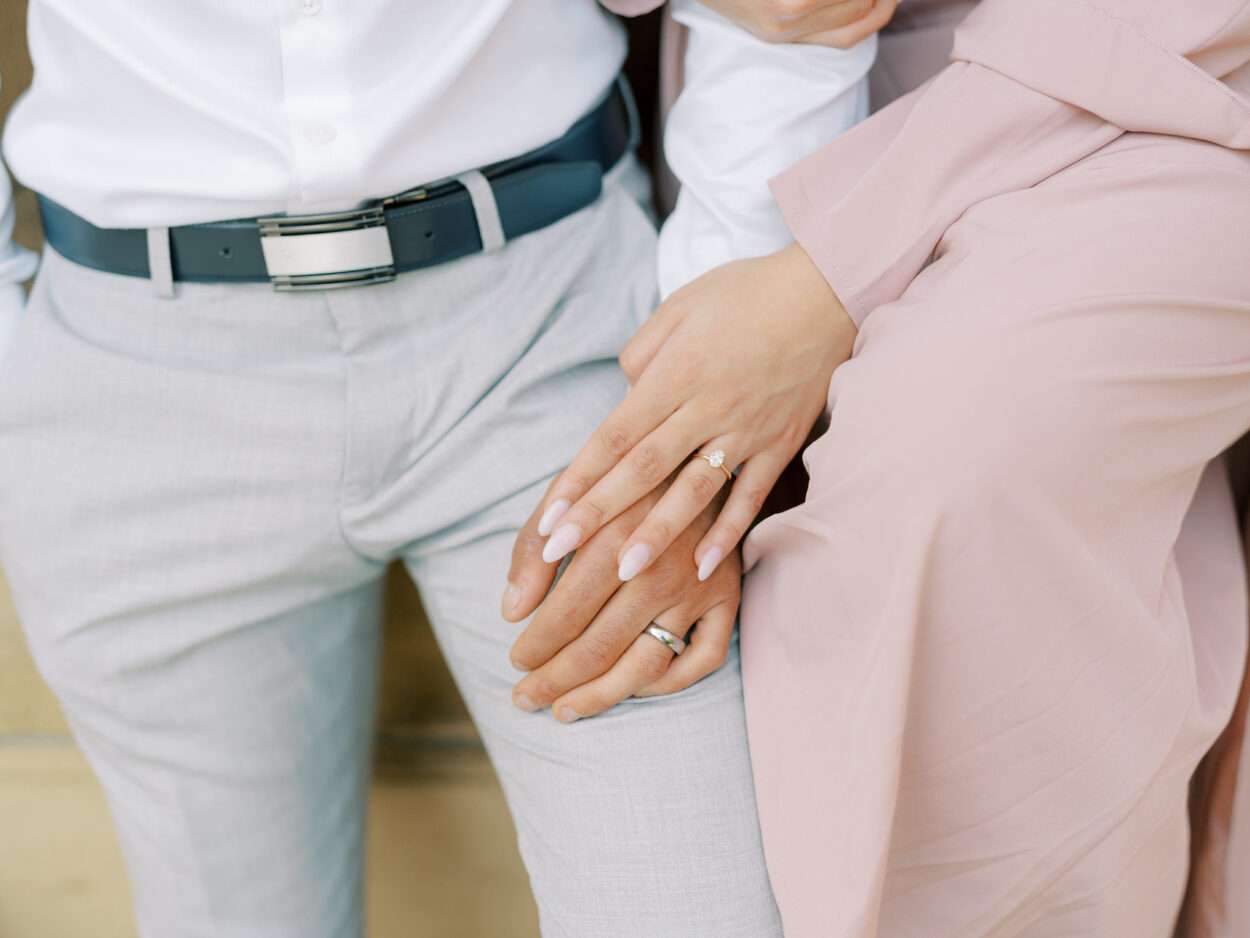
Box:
[752,2,1250,935]
[607,2,1250,934]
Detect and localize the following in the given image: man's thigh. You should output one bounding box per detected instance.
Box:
[391,169,781,937]
[0,249,387,937]
[406,505,780,938]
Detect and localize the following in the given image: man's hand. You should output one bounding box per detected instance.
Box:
[702,0,899,49]
[501,480,739,723]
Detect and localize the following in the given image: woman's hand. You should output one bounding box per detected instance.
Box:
[505,478,740,722]
[702,0,899,49]
[529,243,856,586]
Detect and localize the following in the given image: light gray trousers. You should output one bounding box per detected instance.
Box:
[0,164,781,938]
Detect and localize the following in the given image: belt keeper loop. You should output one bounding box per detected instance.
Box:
[146,226,176,298]
[455,170,506,253]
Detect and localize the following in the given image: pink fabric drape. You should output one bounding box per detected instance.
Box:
[603,1,1250,934]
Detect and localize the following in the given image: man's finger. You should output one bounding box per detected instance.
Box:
[548,609,691,722]
[510,578,667,711]
[635,601,735,698]
[501,478,562,622]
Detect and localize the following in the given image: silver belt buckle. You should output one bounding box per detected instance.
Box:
[258,203,397,291]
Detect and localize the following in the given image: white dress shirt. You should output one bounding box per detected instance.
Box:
[0,0,873,353]
[658,0,874,298]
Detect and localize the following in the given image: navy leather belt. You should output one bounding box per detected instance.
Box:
[37,78,636,292]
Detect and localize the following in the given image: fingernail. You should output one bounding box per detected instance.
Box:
[501,582,521,615]
[555,705,580,724]
[537,499,570,537]
[617,543,652,581]
[542,523,581,564]
[697,547,724,582]
[513,692,539,712]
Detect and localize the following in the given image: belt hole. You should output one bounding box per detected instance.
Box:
[424,231,434,239]
[219,246,232,258]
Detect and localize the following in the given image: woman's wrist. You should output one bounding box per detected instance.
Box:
[773,241,858,366]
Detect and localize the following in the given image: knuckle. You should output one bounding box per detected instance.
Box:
[578,498,607,528]
[560,470,596,497]
[630,442,666,485]
[718,520,747,551]
[576,631,619,670]
[598,423,632,459]
[528,675,564,706]
[618,348,643,381]
[689,471,720,503]
[646,558,686,597]
[513,528,545,561]
[743,486,770,516]
[640,651,672,682]
[563,575,601,612]
[577,693,608,716]
[646,519,674,550]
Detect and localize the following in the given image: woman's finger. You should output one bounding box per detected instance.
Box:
[798,0,898,48]
[613,437,738,582]
[617,294,686,384]
[541,406,707,566]
[549,609,692,723]
[715,0,876,43]
[635,601,735,698]
[530,359,690,543]
[501,477,562,622]
[693,447,792,582]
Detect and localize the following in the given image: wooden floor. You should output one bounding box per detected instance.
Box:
[0,728,540,938]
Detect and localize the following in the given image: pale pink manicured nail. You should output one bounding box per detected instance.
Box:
[617,543,652,581]
[697,547,724,582]
[537,499,570,537]
[542,523,581,564]
[513,692,539,712]
[555,705,580,724]
[501,583,521,614]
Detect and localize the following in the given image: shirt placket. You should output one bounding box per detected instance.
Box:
[276,0,359,213]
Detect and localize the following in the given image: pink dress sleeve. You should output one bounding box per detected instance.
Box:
[770,0,1250,328]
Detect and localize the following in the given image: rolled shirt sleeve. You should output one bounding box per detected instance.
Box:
[770,0,1250,329]
[657,0,874,298]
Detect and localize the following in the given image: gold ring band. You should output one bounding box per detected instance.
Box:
[699,449,733,483]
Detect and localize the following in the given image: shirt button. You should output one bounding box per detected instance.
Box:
[303,124,337,145]
[300,0,321,14]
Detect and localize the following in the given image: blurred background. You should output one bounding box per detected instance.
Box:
[0,4,661,936]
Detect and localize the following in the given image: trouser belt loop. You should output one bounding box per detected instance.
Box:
[455,170,506,253]
[146,226,176,298]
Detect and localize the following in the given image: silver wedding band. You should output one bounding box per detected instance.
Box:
[645,623,686,656]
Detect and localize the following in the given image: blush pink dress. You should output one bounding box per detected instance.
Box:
[606,1,1250,935]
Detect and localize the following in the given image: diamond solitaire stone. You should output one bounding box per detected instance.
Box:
[706,449,725,468]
